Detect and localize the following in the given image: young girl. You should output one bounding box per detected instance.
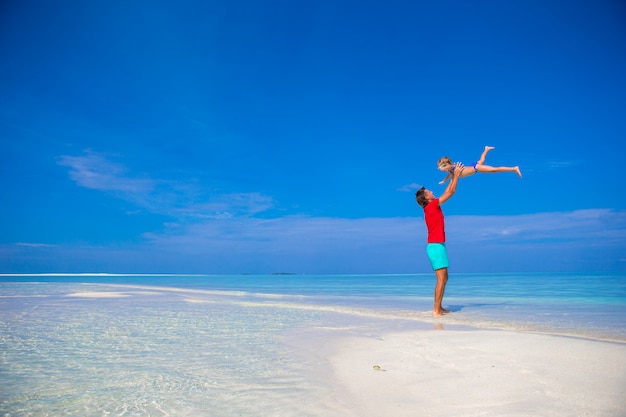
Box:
[438,146,522,184]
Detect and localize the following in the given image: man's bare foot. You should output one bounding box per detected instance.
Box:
[433,308,451,316]
[515,166,522,178]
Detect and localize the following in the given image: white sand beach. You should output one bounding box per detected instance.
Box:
[322,327,626,417]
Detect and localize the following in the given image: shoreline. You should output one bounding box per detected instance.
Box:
[65,289,626,344]
[427,312,626,345]
[2,279,625,344]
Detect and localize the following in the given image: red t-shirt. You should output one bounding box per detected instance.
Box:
[424,198,445,243]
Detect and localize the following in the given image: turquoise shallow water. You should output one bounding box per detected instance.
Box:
[1,273,625,416]
[3,272,624,339]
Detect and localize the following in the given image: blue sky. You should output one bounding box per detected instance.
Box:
[1,0,625,274]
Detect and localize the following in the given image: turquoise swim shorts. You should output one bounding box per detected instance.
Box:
[426,243,449,270]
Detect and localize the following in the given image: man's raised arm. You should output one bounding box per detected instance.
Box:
[439,162,464,205]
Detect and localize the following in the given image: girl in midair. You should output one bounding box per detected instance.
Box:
[438,146,522,184]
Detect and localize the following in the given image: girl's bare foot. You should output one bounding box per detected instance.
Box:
[515,166,522,178]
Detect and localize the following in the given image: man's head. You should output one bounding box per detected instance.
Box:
[437,156,454,172]
[415,186,435,208]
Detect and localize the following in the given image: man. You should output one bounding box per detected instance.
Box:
[415,162,463,316]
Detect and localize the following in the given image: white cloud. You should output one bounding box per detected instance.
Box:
[58,151,274,219]
[134,209,626,273]
[448,209,625,243]
[172,193,275,220]
[51,151,626,273]
[145,208,626,249]
[58,151,154,195]
[3,209,625,273]
[397,183,422,192]
[547,160,577,169]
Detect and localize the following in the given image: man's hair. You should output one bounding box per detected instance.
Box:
[415,187,428,208]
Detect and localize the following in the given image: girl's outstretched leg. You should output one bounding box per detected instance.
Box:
[477,146,495,165]
[477,164,522,177]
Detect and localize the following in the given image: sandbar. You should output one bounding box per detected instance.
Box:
[321,327,626,416]
[66,292,130,298]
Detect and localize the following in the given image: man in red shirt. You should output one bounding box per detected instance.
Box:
[415,162,463,316]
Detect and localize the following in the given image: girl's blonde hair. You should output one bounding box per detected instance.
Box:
[437,156,453,168]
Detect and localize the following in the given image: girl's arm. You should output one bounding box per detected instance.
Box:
[438,173,452,185]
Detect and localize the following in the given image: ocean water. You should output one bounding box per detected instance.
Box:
[1,272,625,416]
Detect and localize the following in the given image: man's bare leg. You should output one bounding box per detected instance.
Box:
[433,267,450,316]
